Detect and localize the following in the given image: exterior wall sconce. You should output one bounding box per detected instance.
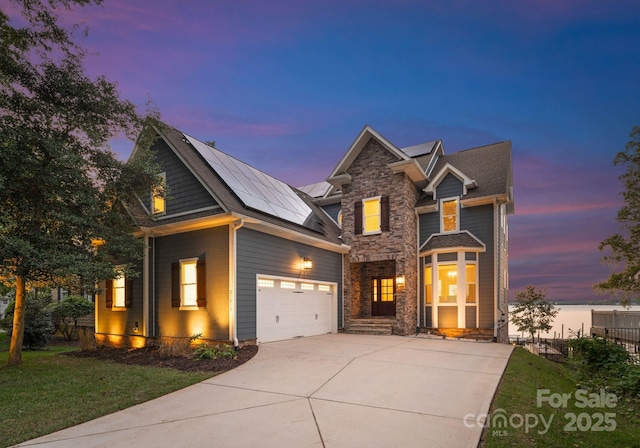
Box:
[302,257,313,270]
[395,275,405,287]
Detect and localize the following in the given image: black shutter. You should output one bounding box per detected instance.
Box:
[381,196,390,232]
[125,279,133,308]
[105,280,113,309]
[196,259,207,307]
[354,200,363,235]
[171,262,180,307]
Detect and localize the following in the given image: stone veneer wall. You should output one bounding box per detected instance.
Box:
[341,138,420,335]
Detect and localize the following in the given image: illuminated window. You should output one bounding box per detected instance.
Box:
[380,278,394,302]
[466,264,477,303]
[318,284,331,292]
[441,198,458,232]
[363,197,381,234]
[171,258,206,309]
[181,259,198,307]
[337,210,343,227]
[438,264,457,303]
[113,274,126,308]
[425,266,432,304]
[301,283,315,290]
[152,172,166,215]
[281,281,296,289]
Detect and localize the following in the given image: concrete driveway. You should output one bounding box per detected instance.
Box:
[15,334,513,448]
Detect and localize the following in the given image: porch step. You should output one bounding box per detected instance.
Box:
[346,318,394,336]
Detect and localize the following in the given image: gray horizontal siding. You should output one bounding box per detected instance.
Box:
[236,227,343,341]
[418,201,496,330]
[320,202,342,223]
[418,211,440,247]
[436,173,463,199]
[145,138,219,216]
[461,204,495,328]
[153,226,230,340]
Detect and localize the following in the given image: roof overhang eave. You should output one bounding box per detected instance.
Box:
[388,159,428,188]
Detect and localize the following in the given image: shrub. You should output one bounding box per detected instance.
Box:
[0,294,54,350]
[193,343,237,361]
[569,336,640,398]
[569,336,631,370]
[50,295,94,341]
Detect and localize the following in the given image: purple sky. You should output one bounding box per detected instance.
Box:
[9,0,640,303]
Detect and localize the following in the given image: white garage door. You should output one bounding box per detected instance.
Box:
[257,276,335,343]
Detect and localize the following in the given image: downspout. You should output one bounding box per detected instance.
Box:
[493,199,508,342]
[493,198,499,340]
[415,209,420,334]
[152,237,156,338]
[143,234,149,338]
[230,218,245,349]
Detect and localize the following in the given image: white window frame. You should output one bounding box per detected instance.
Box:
[113,270,126,309]
[179,257,199,309]
[152,172,166,215]
[424,251,479,328]
[465,262,478,304]
[440,197,459,233]
[362,196,382,235]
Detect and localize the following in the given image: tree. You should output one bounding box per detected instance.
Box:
[596,126,640,306]
[510,285,558,343]
[0,1,162,365]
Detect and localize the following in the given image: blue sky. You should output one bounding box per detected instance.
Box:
[13,0,640,302]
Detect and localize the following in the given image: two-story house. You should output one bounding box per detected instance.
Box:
[94,123,513,347]
[315,126,513,342]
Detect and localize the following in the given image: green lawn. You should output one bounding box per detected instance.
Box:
[481,347,639,448]
[0,333,213,448]
[2,334,638,448]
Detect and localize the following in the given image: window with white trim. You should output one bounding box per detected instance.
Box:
[281,281,296,289]
[441,198,458,232]
[425,266,432,304]
[181,259,198,307]
[171,258,206,309]
[363,197,381,234]
[113,274,126,308]
[465,264,477,303]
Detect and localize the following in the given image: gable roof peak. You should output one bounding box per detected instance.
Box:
[327,125,408,182]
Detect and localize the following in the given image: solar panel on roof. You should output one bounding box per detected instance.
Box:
[401,141,437,158]
[184,134,313,226]
[298,181,332,198]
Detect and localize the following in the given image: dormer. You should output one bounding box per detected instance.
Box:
[423,163,477,200]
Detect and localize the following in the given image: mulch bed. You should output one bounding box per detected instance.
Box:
[65,344,258,373]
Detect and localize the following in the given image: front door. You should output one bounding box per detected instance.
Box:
[371,277,396,316]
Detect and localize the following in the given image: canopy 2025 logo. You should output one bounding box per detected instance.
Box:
[463,388,617,436]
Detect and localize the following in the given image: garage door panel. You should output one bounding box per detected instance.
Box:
[257,277,334,343]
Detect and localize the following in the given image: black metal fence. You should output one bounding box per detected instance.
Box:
[509,327,640,362]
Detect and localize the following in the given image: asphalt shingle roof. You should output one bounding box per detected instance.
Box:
[420,232,485,252]
[129,125,342,245]
[416,141,512,208]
